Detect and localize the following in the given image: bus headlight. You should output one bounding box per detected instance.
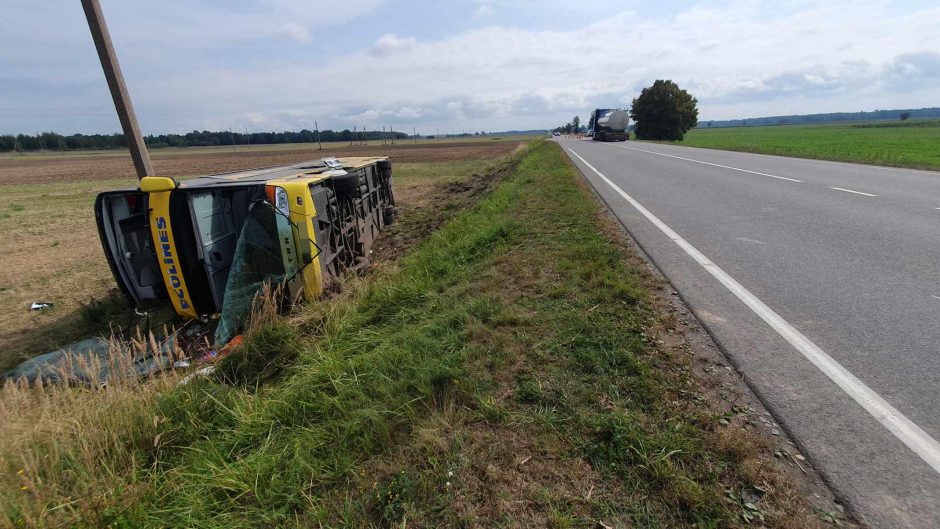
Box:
[266,186,290,216]
[276,188,290,216]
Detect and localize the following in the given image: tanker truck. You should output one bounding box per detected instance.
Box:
[589,108,629,142]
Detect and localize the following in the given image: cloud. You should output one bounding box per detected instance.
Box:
[370,34,419,57]
[887,52,940,82]
[272,23,312,43]
[3,0,940,134]
[474,0,497,18]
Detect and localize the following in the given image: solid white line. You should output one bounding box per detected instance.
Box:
[604,143,804,182]
[829,186,878,197]
[566,147,940,475]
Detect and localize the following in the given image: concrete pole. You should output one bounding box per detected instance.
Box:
[81,0,153,179]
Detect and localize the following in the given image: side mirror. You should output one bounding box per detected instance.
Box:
[140,176,178,193]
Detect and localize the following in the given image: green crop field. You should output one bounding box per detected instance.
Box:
[674,120,940,171]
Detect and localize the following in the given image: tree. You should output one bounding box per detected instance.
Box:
[630,80,699,141]
[571,116,581,133]
[899,112,911,121]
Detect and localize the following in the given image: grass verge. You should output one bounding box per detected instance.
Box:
[2,140,834,528]
[675,120,940,170]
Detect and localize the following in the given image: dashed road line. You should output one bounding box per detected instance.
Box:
[566,146,940,475]
[603,143,804,182]
[829,187,878,197]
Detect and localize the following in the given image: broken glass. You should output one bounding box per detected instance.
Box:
[214,200,299,347]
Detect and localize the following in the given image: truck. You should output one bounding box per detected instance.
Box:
[589,108,629,142]
[95,156,395,345]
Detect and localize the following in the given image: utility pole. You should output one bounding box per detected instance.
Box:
[351,126,355,146]
[81,0,153,179]
[413,125,417,144]
[315,120,322,150]
[245,127,250,150]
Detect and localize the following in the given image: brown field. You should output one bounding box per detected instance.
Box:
[0,138,524,371]
[0,140,523,185]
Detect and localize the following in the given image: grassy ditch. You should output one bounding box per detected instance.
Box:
[676,120,940,170]
[2,140,831,528]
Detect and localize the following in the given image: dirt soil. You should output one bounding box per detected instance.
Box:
[372,158,520,265]
[0,141,521,185]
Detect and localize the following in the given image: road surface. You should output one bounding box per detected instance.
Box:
[559,138,940,528]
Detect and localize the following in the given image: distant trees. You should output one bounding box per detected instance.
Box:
[630,80,699,141]
[702,107,940,128]
[900,112,911,121]
[0,129,410,152]
[551,116,583,135]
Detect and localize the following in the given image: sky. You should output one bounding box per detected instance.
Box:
[1,0,939,135]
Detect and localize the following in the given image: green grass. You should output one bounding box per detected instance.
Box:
[675,120,940,170]
[1,141,828,528]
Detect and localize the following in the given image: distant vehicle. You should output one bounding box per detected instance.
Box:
[552,131,561,136]
[586,129,594,138]
[589,108,629,141]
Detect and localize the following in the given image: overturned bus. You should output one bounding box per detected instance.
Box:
[95,156,395,344]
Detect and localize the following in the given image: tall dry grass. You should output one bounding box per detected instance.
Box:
[0,287,285,528]
[0,332,182,528]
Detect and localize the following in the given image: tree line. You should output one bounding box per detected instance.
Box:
[701,107,940,128]
[551,116,582,134]
[0,129,410,152]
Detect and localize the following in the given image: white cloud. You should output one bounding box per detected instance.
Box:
[474,0,497,18]
[371,34,419,57]
[273,23,312,43]
[3,0,940,134]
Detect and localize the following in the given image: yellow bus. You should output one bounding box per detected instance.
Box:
[95,156,395,343]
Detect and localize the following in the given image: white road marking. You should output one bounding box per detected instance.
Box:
[603,143,804,182]
[566,147,940,475]
[829,187,878,197]
[934,207,940,211]
[932,296,940,301]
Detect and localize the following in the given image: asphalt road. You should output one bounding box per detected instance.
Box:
[559,138,940,528]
